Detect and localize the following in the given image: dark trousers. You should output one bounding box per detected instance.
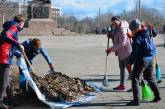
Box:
[118,56,130,85]
[0,63,11,102]
[132,57,160,103]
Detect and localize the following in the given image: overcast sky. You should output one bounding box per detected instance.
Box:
[52,0,165,19]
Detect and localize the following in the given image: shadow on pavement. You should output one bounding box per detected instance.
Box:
[84,74,120,77]
[13,91,48,108]
[83,78,120,82]
[72,101,128,107]
[101,88,128,92]
[156,43,165,48]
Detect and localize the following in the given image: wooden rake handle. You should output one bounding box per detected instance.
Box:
[21,51,36,74]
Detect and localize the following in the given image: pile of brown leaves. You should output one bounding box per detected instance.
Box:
[30,72,95,102]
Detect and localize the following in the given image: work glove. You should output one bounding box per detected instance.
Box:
[149,23,157,37]
[19,44,24,52]
[127,28,133,38]
[127,64,132,74]
[106,48,112,56]
[127,31,133,38]
[149,23,154,30]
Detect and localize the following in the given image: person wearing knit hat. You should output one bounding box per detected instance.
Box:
[127,19,161,106]
[129,19,141,31]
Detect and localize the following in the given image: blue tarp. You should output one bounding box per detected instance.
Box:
[16,57,101,109]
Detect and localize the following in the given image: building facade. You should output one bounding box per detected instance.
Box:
[17,1,61,20]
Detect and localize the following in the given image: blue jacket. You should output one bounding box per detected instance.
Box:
[22,39,52,64]
[128,29,156,65]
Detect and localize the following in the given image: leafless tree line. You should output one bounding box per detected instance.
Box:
[0,1,165,34]
[121,5,165,32]
[57,6,165,34]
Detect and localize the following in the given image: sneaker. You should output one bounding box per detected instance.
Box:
[157,80,162,84]
[113,85,125,90]
[126,100,140,106]
[152,97,161,103]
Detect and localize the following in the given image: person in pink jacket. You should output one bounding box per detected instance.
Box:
[106,16,132,90]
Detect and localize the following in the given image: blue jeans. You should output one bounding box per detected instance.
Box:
[19,68,27,91]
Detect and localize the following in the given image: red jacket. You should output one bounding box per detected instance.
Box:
[0,20,20,64]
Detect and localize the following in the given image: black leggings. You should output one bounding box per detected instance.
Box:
[0,63,11,101]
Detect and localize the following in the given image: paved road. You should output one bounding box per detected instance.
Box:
[14,34,165,109]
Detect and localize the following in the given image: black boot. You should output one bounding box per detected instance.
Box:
[126,100,140,106]
[153,97,161,103]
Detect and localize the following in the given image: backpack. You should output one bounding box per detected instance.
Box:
[141,30,155,56]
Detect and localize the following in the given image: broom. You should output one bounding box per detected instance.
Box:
[155,56,162,83]
[141,78,154,101]
[103,36,110,87]
[21,51,36,75]
[149,26,162,83]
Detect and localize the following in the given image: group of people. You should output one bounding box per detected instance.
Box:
[0,14,162,109]
[106,16,161,106]
[0,14,55,109]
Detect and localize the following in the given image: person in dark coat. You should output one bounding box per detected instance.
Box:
[127,19,161,106]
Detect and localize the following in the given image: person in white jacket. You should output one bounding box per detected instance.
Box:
[106,16,132,90]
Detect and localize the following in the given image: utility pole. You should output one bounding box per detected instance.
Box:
[99,8,101,34]
[2,15,5,24]
[24,0,26,17]
[139,0,141,20]
[31,2,33,19]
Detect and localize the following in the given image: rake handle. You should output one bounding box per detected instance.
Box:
[22,51,36,74]
[104,37,110,77]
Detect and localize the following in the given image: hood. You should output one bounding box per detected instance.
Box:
[136,29,150,38]
[120,20,129,29]
[3,20,18,31]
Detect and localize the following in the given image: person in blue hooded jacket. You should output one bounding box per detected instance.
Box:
[127,19,161,106]
[19,38,55,91]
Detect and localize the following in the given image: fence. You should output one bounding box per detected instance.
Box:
[0,0,20,30]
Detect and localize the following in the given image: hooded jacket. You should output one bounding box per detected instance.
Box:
[0,20,20,64]
[128,29,156,65]
[22,39,52,64]
[111,20,132,60]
